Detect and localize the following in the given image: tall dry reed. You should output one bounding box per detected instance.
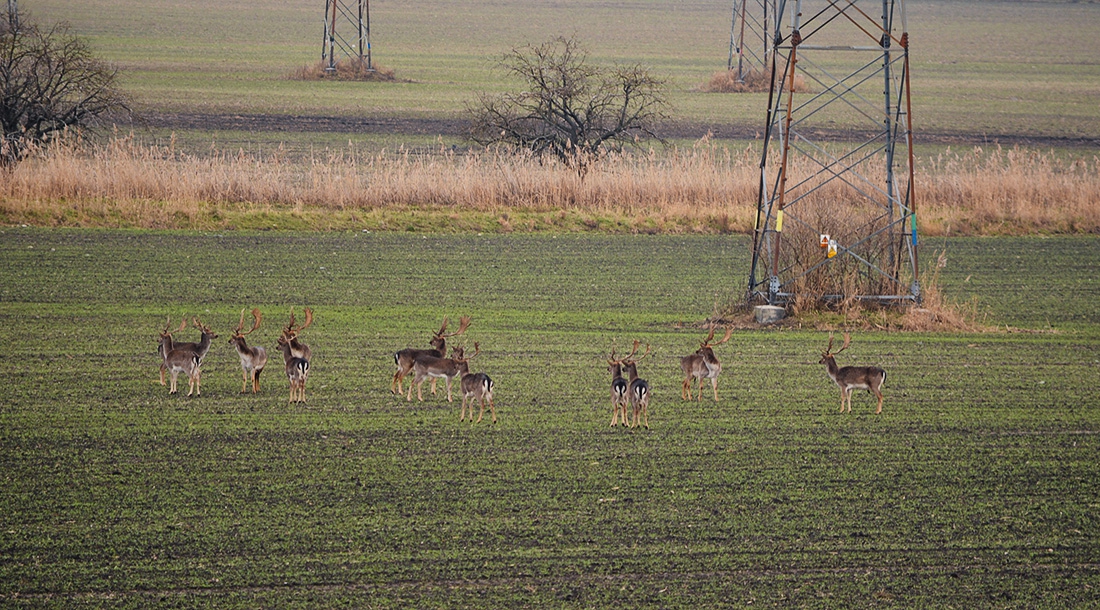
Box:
[1,135,1097,235]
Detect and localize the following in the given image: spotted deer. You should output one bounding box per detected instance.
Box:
[391,316,470,395]
[680,326,734,401]
[607,346,630,427]
[621,340,652,429]
[820,332,886,414]
[229,308,267,394]
[276,333,310,403]
[407,345,465,403]
[458,342,496,424]
[163,318,217,396]
[157,316,187,385]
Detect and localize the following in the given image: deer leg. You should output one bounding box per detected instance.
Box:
[253,370,261,394]
[476,398,485,424]
[430,378,438,395]
[710,377,719,402]
[681,377,689,401]
[444,378,453,402]
[160,364,167,386]
[194,369,201,396]
[695,377,704,402]
[487,396,496,424]
[873,387,883,414]
[169,371,179,394]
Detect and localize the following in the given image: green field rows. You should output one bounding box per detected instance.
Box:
[1,229,1098,607]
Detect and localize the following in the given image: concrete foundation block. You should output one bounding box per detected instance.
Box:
[754,305,787,325]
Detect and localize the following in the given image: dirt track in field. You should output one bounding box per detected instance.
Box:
[142,112,1100,149]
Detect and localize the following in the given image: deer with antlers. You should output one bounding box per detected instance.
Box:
[276,333,310,403]
[680,326,734,402]
[458,342,496,424]
[157,316,187,385]
[820,332,886,414]
[406,345,466,403]
[228,308,268,394]
[391,316,471,396]
[163,317,218,396]
[621,340,652,429]
[607,346,630,427]
[281,307,313,361]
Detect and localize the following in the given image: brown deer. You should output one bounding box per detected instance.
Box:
[621,340,652,429]
[276,333,310,403]
[157,316,187,385]
[228,308,267,394]
[458,342,496,424]
[391,316,470,395]
[607,346,630,427]
[280,307,313,361]
[680,326,734,401]
[407,345,466,403]
[163,318,217,396]
[820,332,886,414]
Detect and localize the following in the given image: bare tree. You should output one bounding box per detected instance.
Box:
[0,5,129,167]
[467,36,669,172]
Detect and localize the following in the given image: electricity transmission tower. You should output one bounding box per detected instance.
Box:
[322,0,372,72]
[727,0,777,81]
[746,0,919,307]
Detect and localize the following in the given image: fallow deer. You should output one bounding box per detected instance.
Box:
[680,326,734,401]
[157,317,187,385]
[281,307,313,361]
[819,332,886,414]
[229,308,267,394]
[163,318,217,396]
[277,334,310,403]
[621,340,652,429]
[391,316,471,395]
[607,346,630,427]
[458,342,496,424]
[407,345,465,403]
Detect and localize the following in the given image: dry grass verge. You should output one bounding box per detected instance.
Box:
[700,68,809,93]
[1,137,1097,237]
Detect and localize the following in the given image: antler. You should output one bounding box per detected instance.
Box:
[283,307,312,337]
[824,332,835,355]
[192,317,211,333]
[702,326,733,348]
[701,326,717,347]
[465,341,481,361]
[836,332,852,354]
[236,308,262,337]
[712,327,734,347]
[299,307,313,332]
[608,344,621,366]
[441,316,471,339]
[625,340,651,363]
[433,316,450,338]
[162,316,187,336]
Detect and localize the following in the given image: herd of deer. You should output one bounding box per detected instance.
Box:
[157,307,314,402]
[156,310,888,421]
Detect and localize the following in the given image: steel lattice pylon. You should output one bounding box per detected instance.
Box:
[747,0,919,306]
[322,0,373,72]
[728,0,778,80]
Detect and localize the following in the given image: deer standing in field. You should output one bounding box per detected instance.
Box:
[391,316,471,396]
[407,345,466,403]
[157,316,187,385]
[163,318,217,396]
[607,346,630,427]
[458,342,496,424]
[277,333,310,403]
[820,332,886,414]
[621,340,652,429]
[680,326,734,402]
[280,307,313,361]
[228,308,267,394]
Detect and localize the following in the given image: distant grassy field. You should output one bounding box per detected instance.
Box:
[22,0,1100,146]
[1,229,1098,607]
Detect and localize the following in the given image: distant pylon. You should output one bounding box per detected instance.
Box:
[322,0,372,72]
[747,0,919,307]
[727,0,777,81]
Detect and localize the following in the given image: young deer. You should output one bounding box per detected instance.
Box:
[157,317,187,385]
[680,326,734,402]
[276,334,310,403]
[281,307,313,361]
[820,332,886,414]
[621,340,652,429]
[458,342,496,424]
[407,345,465,403]
[607,346,630,427]
[163,318,217,396]
[229,308,267,394]
[391,316,471,395]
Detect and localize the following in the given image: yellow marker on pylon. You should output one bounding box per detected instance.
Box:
[776,209,785,232]
[827,238,838,258]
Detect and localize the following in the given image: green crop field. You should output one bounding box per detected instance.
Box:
[21,0,1100,149]
[1,229,1098,607]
